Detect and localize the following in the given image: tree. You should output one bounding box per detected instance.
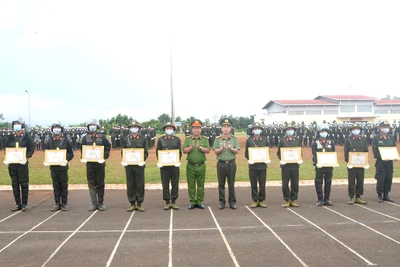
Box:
[0,113,4,120]
[158,113,171,125]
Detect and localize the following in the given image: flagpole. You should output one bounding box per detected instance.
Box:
[170,35,175,124]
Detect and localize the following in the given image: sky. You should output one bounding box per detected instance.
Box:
[1,0,400,127]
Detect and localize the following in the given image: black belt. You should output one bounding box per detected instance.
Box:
[188,161,204,167]
[218,159,235,164]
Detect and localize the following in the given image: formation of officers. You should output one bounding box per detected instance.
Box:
[1,116,397,212]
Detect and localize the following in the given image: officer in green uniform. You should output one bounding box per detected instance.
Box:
[81,119,111,211]
[277,124,303,207]
[212,118,240,210]
[121,121,148,212]
[344,123,369,205]
[183,119,210,209]
[245,122,269,208]
[372,121,396,203]
[46,121,74,211]
[4,117,35,211]
[156,122,182,210]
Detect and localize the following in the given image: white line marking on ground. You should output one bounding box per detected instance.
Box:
[324,207,400,245]
[169,209,173,267]
[0,211,21,223]
[355,204,400,221]
[288,208,376,266]
[246,206,309,267]
[208,207,240,267]
[0,211,61,254]
[385,201,400,208]
[106,211,135,267]
[41,211,98,267]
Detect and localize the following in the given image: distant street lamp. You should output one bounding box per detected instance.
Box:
[25,90,30,127]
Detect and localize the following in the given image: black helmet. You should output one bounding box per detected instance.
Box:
[51,121,64,132]
[86,118,100,130]
[12,117,25,128]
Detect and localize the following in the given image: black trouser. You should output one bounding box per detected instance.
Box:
[8,164,29,205]
[375,159,393,196]
[217,160,236,204]
[249,168,266,202]
[86,163,106,205]
[160,166,180,203]
[347,168,365,198]
[125,166,145,204]
[315,167,333,201]
[281,164,299,201]
[50,167,69,204]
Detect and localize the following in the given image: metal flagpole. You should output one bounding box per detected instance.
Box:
[170,36,175,124]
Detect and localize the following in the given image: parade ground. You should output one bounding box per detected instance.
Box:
[0,182,400,267]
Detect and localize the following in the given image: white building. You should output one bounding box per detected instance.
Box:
[256,95,400,125]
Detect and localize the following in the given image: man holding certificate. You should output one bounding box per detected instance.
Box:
[344,123,369,205]
[156,122,182,210]
[121,121,148,212]
[372,121,396,203]
[245,122,269,208]
[183,119,210,210]
[311,124,336,206]
[81,119,111,211]
[277,123,302,208]
[46,121,74,211]
[4,117,35,211]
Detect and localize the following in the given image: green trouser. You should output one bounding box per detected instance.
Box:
[186,162,206,204]
[125,166,145,204]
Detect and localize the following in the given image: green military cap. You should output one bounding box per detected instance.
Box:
[251,122,263,130]
[128,120,141,128]
[220,118,233,127]
[191,119,203,127]
[350,123,362,130]
[283,123,297,132]
[379,121,390,127]
[163,122,176,131]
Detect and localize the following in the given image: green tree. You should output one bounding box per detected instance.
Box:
[158,113,171,125]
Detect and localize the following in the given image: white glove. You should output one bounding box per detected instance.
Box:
[174,163,181,167]
[43,162,50,167]
[138,162,145,166]
[157,163,163,168]
[316,163,322,168]
[297,160,303,164]
[334,164,339,167]
[20,160,27,165]
[60,160,68,167]
[280,160,286,165]
[98,159,105,164]
[3,160,9,166]
[248,160,255,165]
[363,164,369,169]
[347,164,353,169]
[80,159,87,163]
[264,160,271,164]
[121,162,128,167]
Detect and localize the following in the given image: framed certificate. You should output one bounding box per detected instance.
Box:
[158,149,180,166]
[378,147,400,160]
[280,147,302,163]
[122,148,144,165]
[5,147,27,164]
[44,149,67,166]
[248,147,271,163]
[348,152,368,168]
[82,145,104,162]
[317,152,339,167]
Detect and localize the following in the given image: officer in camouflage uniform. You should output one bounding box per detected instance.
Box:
[344,123,369,205]
[121,121,148,212]
[4,117,35,211]
[156,122,182,210]
[183,119,210,209]
[81,119,111,211]
[372,121,396,203]
[277,124,303,208]
[46,121,74,211]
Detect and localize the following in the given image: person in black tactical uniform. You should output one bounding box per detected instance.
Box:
[45,121,74,211]
[311,124,336,206]
[4,117,35,211]
[81,119,111,211]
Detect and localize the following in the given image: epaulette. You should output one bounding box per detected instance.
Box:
[216,135,222,139]
[201,135,208,139]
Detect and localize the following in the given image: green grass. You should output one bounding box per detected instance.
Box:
[0,133,396,185]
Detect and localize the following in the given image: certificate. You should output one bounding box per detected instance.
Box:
[378,147,400,160]
[44,149,67,165]
[280,147,302,163]
[82,145,104,162]
[348,152,368,168]
[158,150,180,166]
[248,147,271,163]
[317,152,339,167]
[122,148,144,165]
[5,147,27,164]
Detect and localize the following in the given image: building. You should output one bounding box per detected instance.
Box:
[257,95,400,125]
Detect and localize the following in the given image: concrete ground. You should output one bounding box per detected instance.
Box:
[0,181,399,267]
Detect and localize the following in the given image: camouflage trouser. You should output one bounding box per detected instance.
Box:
[315,168,333,201]
[9,164,29,205]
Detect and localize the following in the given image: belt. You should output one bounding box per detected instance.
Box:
[218,159,235,164]
[188,161,204,167]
